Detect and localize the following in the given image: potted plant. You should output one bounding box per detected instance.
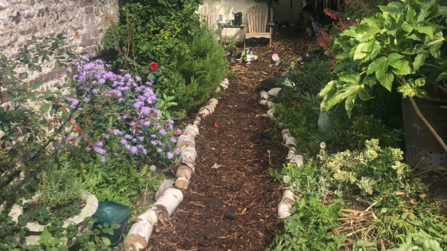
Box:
[8,160,98,248]
[317,0,447,169]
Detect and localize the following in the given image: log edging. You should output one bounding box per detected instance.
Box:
[123,79,229,250]
[258,88,305,219]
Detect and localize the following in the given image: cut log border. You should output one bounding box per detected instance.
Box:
[123,79,228,251]
[259,88,305,219]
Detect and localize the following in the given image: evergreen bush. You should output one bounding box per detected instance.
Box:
[173,25,228,111]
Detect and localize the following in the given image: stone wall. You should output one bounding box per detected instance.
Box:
[0,0,119,84]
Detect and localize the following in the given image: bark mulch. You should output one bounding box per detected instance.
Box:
[149,28,315,251]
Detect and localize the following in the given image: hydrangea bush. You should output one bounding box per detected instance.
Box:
[62,58,182,164]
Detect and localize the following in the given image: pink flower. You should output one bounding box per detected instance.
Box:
[272,54,280,62]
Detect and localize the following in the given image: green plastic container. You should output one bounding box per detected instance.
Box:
[92,201,131,246]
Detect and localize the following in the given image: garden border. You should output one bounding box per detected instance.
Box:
[122,79,229,251]
[259,88,305,219]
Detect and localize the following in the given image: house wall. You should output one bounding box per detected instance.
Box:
[200,0,268,42]
[272,0,303,24]
[0,0,119,86]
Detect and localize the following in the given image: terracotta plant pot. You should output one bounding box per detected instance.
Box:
[8,190,98,247]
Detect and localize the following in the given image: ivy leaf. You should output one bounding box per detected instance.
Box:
[101,237,111,246]
[38,228,52,244]
[39,103,51,114]
[378,71,394,91]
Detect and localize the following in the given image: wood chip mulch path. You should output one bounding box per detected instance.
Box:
[149,28,315,251]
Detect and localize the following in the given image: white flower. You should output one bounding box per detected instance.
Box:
[149,165,156,172]
[347,17,350,20]
[320,142,326,149]
[283,175,291,183]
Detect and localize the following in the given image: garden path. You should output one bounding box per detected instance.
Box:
[149,28,315,251]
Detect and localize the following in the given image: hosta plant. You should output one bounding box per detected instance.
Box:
[318,0,447,151]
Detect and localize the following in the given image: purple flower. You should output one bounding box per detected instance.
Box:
[113,129,122,135]
[151,134,157,138]
[160,129,167,136]
[132,138,137,142]
[174,148,181,155]
[157,148,162,153]
[167,152,174,159]
[98,79,106,84]
[171,137,177,143]
[94,148,106,155]
[176,128,182,135]
[155,124,161,129]
[86,147,92,152]
[143,121,151,126]
[137,144,144,149]
[124,134,133,140]
[119,69,125,72]
[101,157,106,163]
[136,76,141,81]
[138,137,144,142]
[120,139,127,145]
[96,141,104,147]
[133,102,142,109]
[101,133,109,139]
[142,149,147,155]
[130,146,138,154]
[130,122,137,126]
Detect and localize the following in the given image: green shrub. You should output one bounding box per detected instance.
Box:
[38,157,81,209]
[267,193,345,251]
[172,25,228,111]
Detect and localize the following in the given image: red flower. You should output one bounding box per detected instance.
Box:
[121,49,127,54]
[57,102,61,106]
[171,133,175,138]
[88,141,92,145]
[75,125,81,130]
[149,62,159,71]
[62,108,67,112]
[69,118,75,124]
[214,123,218,128]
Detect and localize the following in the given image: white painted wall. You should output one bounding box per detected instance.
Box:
[200,0,268,42]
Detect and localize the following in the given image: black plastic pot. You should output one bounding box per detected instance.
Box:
[402,97,447,170]
[260,76,289,91]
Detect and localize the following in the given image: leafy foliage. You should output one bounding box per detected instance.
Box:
[267,193,345,251]
[318,0,447,116]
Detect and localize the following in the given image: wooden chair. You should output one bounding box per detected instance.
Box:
[198,6,218,29]
[244,5,272,48]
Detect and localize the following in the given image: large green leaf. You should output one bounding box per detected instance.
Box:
[391,59,412,76]
[413,50,429,70]
[357,18,382,41]
[436,72,447,81]
[378,71,395,91]
[326,82,361,111]
[318,81,337,98]
[406,6,417,28]
[415,26,433,38]
[367,56,388,79]
[357,88,373,101]
[353,43,367,60]
[379,2,404,14]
